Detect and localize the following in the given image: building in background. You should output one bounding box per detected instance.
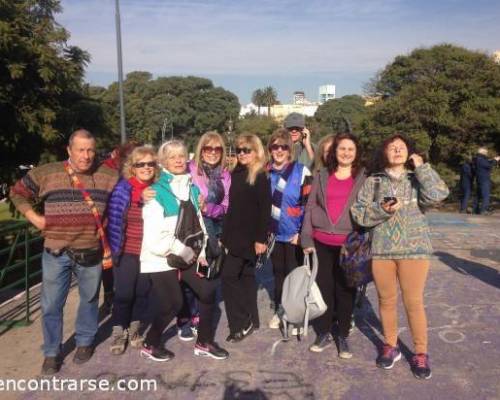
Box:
[493,50,500,64]
[293,91,306,105]
[319,84,336,104]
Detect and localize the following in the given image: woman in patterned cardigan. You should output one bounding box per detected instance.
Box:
[351,134,449,380]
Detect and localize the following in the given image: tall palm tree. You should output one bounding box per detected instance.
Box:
[251,88,264,115]
[262,86,278,117]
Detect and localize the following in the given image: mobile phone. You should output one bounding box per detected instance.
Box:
[196,262,209,277]
[383,196,397,205]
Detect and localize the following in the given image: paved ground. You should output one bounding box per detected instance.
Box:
[0,212,499,399]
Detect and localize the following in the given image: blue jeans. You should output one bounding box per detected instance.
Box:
[41,250,102,357]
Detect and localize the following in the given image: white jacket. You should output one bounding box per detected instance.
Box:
[140,173,207,274]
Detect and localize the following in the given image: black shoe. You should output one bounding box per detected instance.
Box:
[376,344,402,369]
[337,336,352,359]
[41,356,61,375]
[309,333,333,353]
[226,320,254,343]
[73,346,94,365]
[194,341,229,360]
[411,353,432,379]
[140,343,175,362]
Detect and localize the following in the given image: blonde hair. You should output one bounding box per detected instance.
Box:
[194,131,227,171]
[158,140,188,168]
[267,128,294,162]
[314,134,335,172]
[235,133,267,185]
[122,145,159,180]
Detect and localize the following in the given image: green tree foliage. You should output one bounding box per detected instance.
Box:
[367,44,500,167]
[314,95,369,136]
[262,86,278,116]
[91,73,240,150]
[0,0,103,179]
[235,114,279,143]
[251,88,264,114]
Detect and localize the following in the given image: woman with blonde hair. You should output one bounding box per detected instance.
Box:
[221,134,272,343]
[140,140,229,361]
[314,134,335,172]
[175,131,231,341]
[106,146,158,355]
[266,128,312,329]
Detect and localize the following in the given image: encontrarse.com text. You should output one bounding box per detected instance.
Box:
[0,377,157,392]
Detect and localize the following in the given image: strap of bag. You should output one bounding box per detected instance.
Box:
[64,161,113,270]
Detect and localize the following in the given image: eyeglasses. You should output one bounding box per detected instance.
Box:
[270,144,290,152]
[288,127,303,132]
[236,147,253,155]
[202,145,223,154]
[133,161,156,168]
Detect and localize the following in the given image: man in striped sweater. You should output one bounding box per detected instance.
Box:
[10,129,118,375]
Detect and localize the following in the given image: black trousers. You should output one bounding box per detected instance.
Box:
[112,253,151,328]
[270,242,301,311]
[145,266,219,346]
[314,240,356,338]
[221,253,259,334]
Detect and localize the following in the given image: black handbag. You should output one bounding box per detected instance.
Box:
[197,237,225,279]
[66,248,103,267]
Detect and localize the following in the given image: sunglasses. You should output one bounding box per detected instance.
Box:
[133,161,156,168]
[270,144,290,152]
[236,147,253,155]
[202,145,223,154]
[288,127,303,132]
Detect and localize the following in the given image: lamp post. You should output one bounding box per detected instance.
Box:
[161,112,174,143]
[226,116,234,153]
[115,0,126,144]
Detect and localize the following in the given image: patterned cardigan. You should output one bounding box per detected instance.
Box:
[350,163,449,259]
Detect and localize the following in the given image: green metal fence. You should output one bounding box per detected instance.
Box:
[0,221,43,327]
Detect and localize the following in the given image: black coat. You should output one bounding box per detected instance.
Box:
[222,163,272,260]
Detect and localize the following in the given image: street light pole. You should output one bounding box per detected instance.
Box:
[115,0,126,144]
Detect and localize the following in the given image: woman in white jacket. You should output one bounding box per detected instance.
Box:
[139,140,229,362]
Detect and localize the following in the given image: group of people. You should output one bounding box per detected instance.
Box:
[459,148,500,215]
[10,112,449,381]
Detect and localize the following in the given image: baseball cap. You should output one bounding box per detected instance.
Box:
[284,113,305,129]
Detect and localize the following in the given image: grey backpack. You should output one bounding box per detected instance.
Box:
[279,252,327,339]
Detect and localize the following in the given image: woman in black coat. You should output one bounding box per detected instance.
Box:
[221,133,272,343]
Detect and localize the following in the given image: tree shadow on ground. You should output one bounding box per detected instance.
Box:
[355,293,414,363]
[435,251,500,290]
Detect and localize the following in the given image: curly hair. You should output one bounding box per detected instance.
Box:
[372,133,420,172]
[122,145,159,180]
[325,133,362,177]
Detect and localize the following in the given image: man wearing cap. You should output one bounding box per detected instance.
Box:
[10,129,118,374]
[283,112,316,168]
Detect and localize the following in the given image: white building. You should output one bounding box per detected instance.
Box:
[319,84,336,104]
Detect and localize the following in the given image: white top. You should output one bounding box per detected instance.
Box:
[140,173,207,274]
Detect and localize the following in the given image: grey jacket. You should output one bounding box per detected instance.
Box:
[301,168,367,248]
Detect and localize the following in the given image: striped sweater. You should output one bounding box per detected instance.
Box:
[10,161,118,250]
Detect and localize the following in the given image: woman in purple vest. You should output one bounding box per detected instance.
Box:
[267,128,312,329]
[174,131,230,341]
[301,133,366,359]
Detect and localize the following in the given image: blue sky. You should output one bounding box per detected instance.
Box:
[59,0,500,104]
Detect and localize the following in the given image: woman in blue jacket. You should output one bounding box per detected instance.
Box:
[267,128,312,329]
[106,146,158,355]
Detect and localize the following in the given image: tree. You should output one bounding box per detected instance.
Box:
[262,86,278,116]
[235,115,279,142]
[367,44,500,166]
[251,89,264,115]
[90,74,240,150]
[0,0,99,180]
[314,95,368,136]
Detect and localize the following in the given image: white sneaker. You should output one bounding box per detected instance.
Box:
[268,314,280,329]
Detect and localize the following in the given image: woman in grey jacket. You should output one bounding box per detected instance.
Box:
[301,133,366,359]
[351,134,449,380]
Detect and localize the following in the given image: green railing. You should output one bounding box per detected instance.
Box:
[0,221,43,327]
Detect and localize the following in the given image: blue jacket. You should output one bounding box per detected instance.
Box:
[269,162,311,242]
[473,154,495,182]
[106,178,132,258]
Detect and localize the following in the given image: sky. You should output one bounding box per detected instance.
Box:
[58,0,500,104]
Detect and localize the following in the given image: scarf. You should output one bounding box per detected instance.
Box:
[270,162,295,233]
[154,170,198,216]
[63,161,113,270]
[201,162,224,205]
[128,176,150,204]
